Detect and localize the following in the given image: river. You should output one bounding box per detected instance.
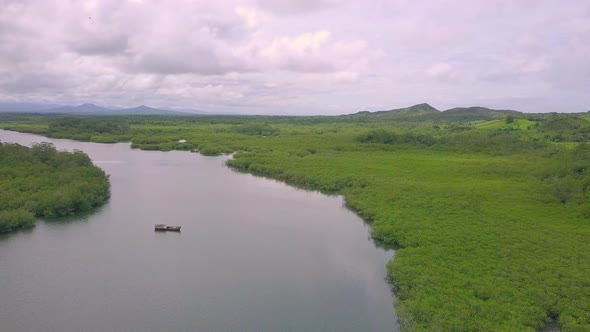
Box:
[0,129,399,332]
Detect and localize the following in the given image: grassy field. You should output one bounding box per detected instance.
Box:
[1,110,589,331]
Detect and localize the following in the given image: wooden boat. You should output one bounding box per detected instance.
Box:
[154,224,181,232]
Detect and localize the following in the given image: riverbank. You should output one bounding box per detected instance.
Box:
[2,114,590,330]
[0,128,397,332]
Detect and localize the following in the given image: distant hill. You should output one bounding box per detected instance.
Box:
[378,103,440,116]
[44,103,190,115]
[0,102,207,115]
[352,103,440,117]
[441,106,522,119]
[344,103,527,122]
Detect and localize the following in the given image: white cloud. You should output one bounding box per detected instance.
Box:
[255,31,370,76]
[0,0,588,114]
[235,6,268,28]
[254,0,338,15]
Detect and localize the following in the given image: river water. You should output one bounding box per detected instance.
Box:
[0,129,398,332]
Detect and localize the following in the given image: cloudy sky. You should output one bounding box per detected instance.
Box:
[0,0,589,114]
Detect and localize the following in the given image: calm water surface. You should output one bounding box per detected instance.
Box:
[0,129,398,332]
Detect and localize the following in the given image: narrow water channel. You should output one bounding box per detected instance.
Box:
[0,129,399,331]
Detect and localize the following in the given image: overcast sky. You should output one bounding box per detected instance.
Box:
[0,0,589,114]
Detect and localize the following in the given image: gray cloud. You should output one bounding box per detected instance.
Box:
[254,0,337,15]
[134,47,243,75]
[69,33,129,56]
[0,71,75,95]
[0,0,588,114]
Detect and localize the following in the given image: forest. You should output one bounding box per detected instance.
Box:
[0,141,110,233]
[1,106,589,331]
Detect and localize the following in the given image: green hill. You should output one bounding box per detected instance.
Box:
[441,106,522,120]
[378,103,440,115]
[354,103,439,116]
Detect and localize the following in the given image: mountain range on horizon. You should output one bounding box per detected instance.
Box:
[349,103,527,119]
[0,101,587,117]
[0,102,211,115]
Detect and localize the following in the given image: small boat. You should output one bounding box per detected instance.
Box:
[154,224,181,232]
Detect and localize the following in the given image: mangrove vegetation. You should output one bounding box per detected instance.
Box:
[0,141,110,233]
[1,105,589,331]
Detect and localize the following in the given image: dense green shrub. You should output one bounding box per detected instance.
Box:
[0,209,35,233]
[0,142,110,233]
[234,122,279,136]
[357,129,436,146]
[48,117,130,136]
